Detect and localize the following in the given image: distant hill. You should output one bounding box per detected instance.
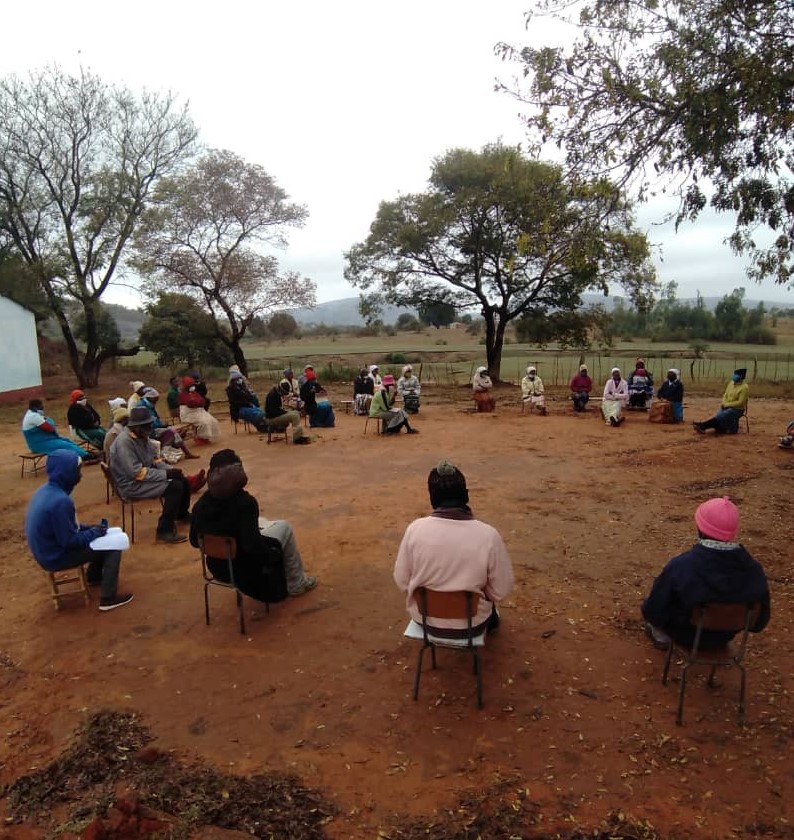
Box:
[290,298,415,326]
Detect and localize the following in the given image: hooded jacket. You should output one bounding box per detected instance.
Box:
[642,542,770,648]
[189,462,287,602]
[25,450,104,569]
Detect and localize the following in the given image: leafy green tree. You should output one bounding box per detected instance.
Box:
[133,149,315,376]
[139,293,232,368]
[497,0,794,284]
[73,304,123,357]
[268,311,299,341]
[418,301,456,328]
[396,313,421,331]
[345,144,656,379]
[713,288,746,341]
[0,252,52,323]
[0,67,197,385]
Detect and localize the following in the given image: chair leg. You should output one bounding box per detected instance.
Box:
[662,643,674,685]
[474,649,483,709]
[236,590,246,635]
[676,663,691,726]
[204,582,211,626]
[414,644,430,700]
[738,663,748,725]
[77,564,90,606]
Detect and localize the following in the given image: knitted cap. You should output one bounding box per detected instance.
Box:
[70,389,84,404]
[108,397,127,412]
[143,387,160,399]
[695,496,739,542]
[427,460,468,508]
[112,407,130,423]
[129,380,145,392]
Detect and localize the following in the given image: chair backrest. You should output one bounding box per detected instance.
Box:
[415,588,479,620]
[200,533,238,561]
[690,602,760,633]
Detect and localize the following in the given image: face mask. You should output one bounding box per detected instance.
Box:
[732,374,741,383]
[77,398,87,405]
[528,374,535,380]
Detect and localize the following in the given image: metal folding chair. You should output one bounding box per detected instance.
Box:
[198,533,261,635]
[662,601,760,726]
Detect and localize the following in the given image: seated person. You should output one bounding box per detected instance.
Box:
[107,397,128,428]
[298,364,314,389]
[279,368,302,412]
[227,371,268,432]
[187,370,211,409]
[368,364,383,390]
[397,364,421,414]
[472,366,495,412]
[369,375,418,434]
[569,364,593,412]
[103,407,129,462]
[67,390,107,449]
[642,496,770,650]
[601,368,629,427]
[138,387,198,460]
[25,449,133,611]
[353,367,375,416]
[189,449,317,599]
[627,358,654,409]
[109,407,206,544]
[128,380,147,410]
[299,369,335,427]
[264,382,310,444]
[520,365,547,415]
[394,460,513,635]
[22,399,100,463]
[779,419,794,449]
[179,376,221,443]
[693,368,749,435]
[655,368,684,423]
[166,377,181,421]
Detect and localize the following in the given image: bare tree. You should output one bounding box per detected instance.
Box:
[133,149,315,375]
[0,66,198,386]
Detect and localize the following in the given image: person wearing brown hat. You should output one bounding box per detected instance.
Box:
[109,407,206,543]
[394,460,513,635]
[67,390,107,450]
[641,496,770,650]
[693,368,749,434]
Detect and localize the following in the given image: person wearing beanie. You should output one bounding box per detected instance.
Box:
[353,367,375,415]
[25,450,133,611]
[279,368,302,412]
[627,357,654,410]
[642,496,770,650]
[521,365,547,416]
[66,390,107,449]
[21,398,101,464]
[264,381,310,443]
[394,460,513,635]
[103,407,130,461]
[602,367,629,426]
[189,449,318,599]
[109,407,207,543]
[369,375,418,434]
[299,369,336,428]
[396,364,421,414]
[569,364,593,413]
[178,376,221,444]
[693,368,749,434]
[654,369,684,423]
[226,370,268,433]
[128,381,147,410]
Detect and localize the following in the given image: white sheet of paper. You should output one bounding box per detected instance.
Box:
[89,526,130,551]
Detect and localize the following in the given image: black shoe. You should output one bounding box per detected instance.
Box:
[156,531,187,544]
[406,428,420,434]
[609,417,618,427]
[99,593,134,612]
[294,437,311,445]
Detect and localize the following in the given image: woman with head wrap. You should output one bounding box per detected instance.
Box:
[602,367,629,426]
[66,390,107,449]
[353,367,375,415]
[299,369,335,428]
[138,387,199,460]
[22,398,101,463]
[693,368,749,435]
[655,369,684,422]
[394,459,513,636]
[103,407,130,461]
[128,380,146,410]
[368,364,382,390]
[471,366,495,412]
[627,358,654,410]
[569,364,593,412]
[279,368,303,412]
[369,375,418,434]
[397,365,421,414]
[520,365,547,416]
[178,376,221,444]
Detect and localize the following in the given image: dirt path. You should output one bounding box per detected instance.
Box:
[0,390,792,838]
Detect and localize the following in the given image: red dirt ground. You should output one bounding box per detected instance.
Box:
[0,384,792,838]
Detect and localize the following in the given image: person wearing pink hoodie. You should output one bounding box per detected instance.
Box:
[394,460,514,635]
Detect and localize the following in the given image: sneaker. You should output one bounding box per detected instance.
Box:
[294,437,311,445]
[644,621,671,651]
[99,593,134,612]
[692,422,705,434]
[289,576,318,597]
[156,531,187,544]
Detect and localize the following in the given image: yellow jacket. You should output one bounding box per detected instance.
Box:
[721,381,749,410]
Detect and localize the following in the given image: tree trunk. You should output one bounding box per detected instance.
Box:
[484,311,507,381]
[230,338,249,377]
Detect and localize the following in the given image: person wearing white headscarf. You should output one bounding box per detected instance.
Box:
[397,364,421,413]
[656,368,684,422]
[128,380,146,410]
[520,365,547,415]
[471,366,495,412]
[602,367,628,426]
[368,364,382,390]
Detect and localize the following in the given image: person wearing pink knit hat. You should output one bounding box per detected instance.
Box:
[641,496,770,650]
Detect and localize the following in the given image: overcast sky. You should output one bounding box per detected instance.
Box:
[2,1,791,308]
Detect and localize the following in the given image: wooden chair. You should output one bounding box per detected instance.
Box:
[363,416,382,436]
[405,588,486,708]
[44,563,91,610]
[661,601,761,726]
[198,534,256,635]
[100,462,162,544]
[19,452,46,478]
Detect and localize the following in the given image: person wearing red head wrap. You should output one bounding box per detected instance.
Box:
[66,390,106,450]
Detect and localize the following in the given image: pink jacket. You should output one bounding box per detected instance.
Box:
[394,515,514,629]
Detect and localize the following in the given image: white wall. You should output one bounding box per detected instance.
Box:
[0,296,42,393]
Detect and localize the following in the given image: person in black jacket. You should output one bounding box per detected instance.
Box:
[657,368,684,422]
[642,496,770,649]
[226,372,268,432]
[67,389,106,449]
[353,367,375,415]
[190,449,317,600]
[264,382,310,444]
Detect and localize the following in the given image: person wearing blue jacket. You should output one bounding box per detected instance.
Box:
[24,449,133,612]
[642,496,770,649]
